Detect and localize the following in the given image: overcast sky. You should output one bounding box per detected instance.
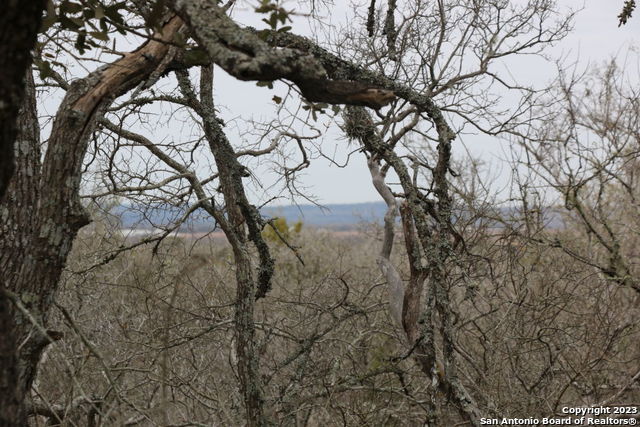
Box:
[209,1,639,206]
[45,2,638,209]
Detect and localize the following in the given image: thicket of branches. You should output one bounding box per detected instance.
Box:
[0,1,638,426]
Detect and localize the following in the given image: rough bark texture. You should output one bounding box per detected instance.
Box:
[267,30,454,126]
[194,68,270,425]
[175,66,273,426]
[0,17,184,426]
[0,297,20,427]
[0,0,46,200]
[0,70,42,427]
[169,0,396,109]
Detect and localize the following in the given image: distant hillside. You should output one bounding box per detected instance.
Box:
[107,201,565,231]
[262,202,388,229]
[109,201,389,231]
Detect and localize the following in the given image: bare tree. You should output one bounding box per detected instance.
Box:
[512,59,640,295]
[8,1,633,427]
[0,1,403,424]
[333,1,573,424]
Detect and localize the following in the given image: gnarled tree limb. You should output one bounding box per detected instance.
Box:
[169,0,396,109]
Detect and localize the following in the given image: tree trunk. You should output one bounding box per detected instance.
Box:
[0,0,46,200]
[195,65,272,426]
[0,70,46,427]
[0,17,184,426]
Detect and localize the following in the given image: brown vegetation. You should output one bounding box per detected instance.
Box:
[1,1,638,426]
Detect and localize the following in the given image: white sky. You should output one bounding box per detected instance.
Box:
[210,1,639,206]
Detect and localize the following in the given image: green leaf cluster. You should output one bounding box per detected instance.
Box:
[262,217,303,244]
[255,0,292,32]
